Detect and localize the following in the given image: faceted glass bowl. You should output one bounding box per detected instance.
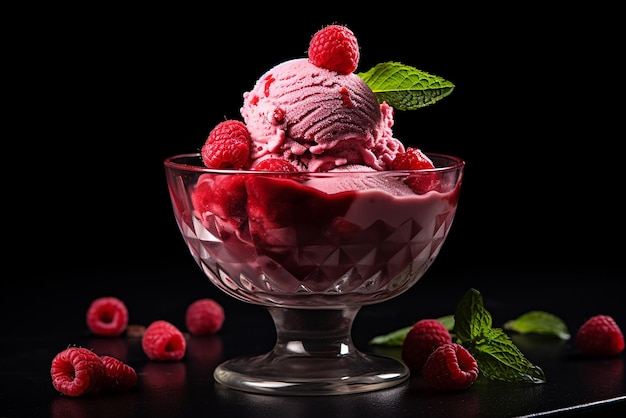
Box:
[164,152,464,395]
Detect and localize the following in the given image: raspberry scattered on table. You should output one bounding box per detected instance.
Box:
[422,343,479,391]
[401,319,452,373]
[50,346,105,397]
[50,347,138,396]
[185,298,225,336]
[86,296,129,337]
[100,355,138,391]
[141,320,187,361]
[575,314,625,356]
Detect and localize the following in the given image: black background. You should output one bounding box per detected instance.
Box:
[9,4,623,283]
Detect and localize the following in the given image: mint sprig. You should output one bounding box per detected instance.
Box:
[369,289,548,384]
[358,62,455,111]
[503,311,571,340]
[454,288,546,384]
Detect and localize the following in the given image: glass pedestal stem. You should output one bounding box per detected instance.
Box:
[213,306,409,396]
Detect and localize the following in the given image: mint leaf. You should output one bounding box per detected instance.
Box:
[503,311,571,340]
[454,288,547,384]
[438,314,455,332]
[454,287,492,342]
[471,328,547,383]
[368,325,412,346]
[358,62,455,111]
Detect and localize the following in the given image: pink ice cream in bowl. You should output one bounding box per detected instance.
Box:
[164,24,463,396]
[240,58,400,172]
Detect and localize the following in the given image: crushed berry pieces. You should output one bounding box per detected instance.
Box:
[263,75,275,97]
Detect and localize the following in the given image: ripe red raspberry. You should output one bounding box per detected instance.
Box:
[391,147,438,194]
[141,320,187,361]
[575,314,625,356]
[422,343,479,391]
[86,296,129,337]
[201,120,251,169]
[391,147,434,171]
[401,319,452,373]
[185,298,225,336]
[192,173,249,231]
[308,25,359,74]
[252,157,298,172]
[50,346,105,397]
[100,355,137,391]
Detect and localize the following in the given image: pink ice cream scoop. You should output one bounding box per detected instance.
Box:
[240,58,404,172]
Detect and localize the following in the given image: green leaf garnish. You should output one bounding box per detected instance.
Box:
[367,290,548,384]
[368,315,454,346]
[358,62,455,111]
[471,328,547,384]
[438,314,455,332]
[503,311,571,340]
[368,325,412,346]
[455,289,546,384]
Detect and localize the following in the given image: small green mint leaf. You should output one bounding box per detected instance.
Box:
[503,311,571,340]
[357,62,455,111]
[454,288,492,342]
[471,328,547,383]
[368,325,412,346]
[439,314,455,332]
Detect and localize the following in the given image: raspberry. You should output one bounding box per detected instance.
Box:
[50,346,105,397]
[308,25,359,74]
[141,320,187,361]
[245,175,353,249]
[185,298,225,336]
[391,147,434,171]
[252,157,298,172]
[100,355,137,391]
[401,319,452,373]
[192,173,249,231]
[201,120,251,169]
[86,296,129,337]
[391,147,438,194]
[422,343,479,391]
[575,314,625,356]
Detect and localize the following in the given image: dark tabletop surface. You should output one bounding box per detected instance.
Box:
[2,266,624,418]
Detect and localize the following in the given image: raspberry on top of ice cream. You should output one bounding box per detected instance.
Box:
[201,24,455,174]
[308,24,359,74]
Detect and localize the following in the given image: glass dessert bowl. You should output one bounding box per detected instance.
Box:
[164,152,464,396]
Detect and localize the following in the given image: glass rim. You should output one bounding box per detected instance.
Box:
[164,152,465,175]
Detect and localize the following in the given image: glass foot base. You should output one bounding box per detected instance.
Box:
[213,350,409,396]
